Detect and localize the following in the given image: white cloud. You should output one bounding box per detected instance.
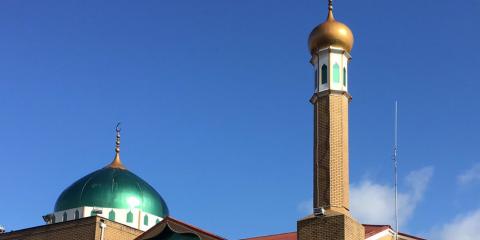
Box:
[350,166,434,227]
[458,163,480,185]
[297,199,313,215]
[297,166,434,228]
[434,209,480,240]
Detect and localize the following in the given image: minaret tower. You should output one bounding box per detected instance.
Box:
[297,1,365,240]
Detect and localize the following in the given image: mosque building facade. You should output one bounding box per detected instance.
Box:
[0,1,425,240]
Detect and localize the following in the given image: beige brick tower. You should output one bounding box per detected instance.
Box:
[297,1,364,239]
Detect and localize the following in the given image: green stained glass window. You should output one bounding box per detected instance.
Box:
[315,68,319,90]
[343,67,347,86]
[127,211,133,223]
[63,212,67,222]
[75,210,80,220]
[333,63,340,83]
[91,210,97,216]
[156,218,161,224]
[321,64,328,84]
[144,215,149,225]
[108,210,115,221]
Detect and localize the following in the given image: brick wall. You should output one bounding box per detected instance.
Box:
[297,213,364,240]
[313,93,350,213]
[99,219,144,240]
[303,91,364,240]
[0,217,143,240]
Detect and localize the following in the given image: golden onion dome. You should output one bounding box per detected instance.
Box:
[308,1,354,54]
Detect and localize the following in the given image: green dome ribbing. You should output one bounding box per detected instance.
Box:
[54,167,169,217]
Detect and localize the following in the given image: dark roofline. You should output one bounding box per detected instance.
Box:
[398,231,427,240]
[164,217,226,240]
[362,224,391,227]
[134,216,226,240]
[241,225,426,240]
[363,224,426,240]
[240,231,297,240]
[0,216,97,235]
[0,216,142,238]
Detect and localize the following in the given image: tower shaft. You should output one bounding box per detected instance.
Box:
[312,92,350,214]
[298,47,364,240]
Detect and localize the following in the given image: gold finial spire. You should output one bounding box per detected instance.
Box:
[106,122,126,169]
[115,122,121,153]
[327,0,335,21]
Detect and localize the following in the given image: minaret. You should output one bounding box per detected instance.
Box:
[310,0,353,216]
[298,1,365,240]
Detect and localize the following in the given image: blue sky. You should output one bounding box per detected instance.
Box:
[0,0,479,239]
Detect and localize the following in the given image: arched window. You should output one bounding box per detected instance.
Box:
[63,212,68,222]
[156,218,161,224]
[144,215,149,226]
[343,67,347,87]
[91,210,97,216]
[333,63,340,83]
[75,210,80,220]
[315,68,319,90]
[321,64,328,84]
[52,215,56,224]
[108,210,115,221]
[126,211,133,223]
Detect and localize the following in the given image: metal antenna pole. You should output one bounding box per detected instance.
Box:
[393,101,399,240]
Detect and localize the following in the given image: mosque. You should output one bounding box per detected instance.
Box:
[0,1,425,240]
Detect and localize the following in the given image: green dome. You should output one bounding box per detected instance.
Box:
[54,166,169,217]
